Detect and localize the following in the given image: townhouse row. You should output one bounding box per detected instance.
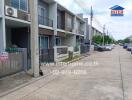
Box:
[0,0,104,78]
[0,0,90,77]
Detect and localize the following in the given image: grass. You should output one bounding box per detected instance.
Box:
[62,55,80,62]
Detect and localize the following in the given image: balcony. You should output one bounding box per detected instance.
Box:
[76,29,84,35]
[57,22,65,30]
[38,15,53,27]
[79,29,84,35]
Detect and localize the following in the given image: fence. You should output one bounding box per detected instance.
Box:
[39,49,54,63]
[54,46,68,62]
[0,48,27,78]
[80,44,90,54]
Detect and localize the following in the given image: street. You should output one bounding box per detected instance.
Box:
[1,46,132,100]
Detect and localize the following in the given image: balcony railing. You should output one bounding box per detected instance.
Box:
[57,22,65,30]
[78,29,84,35]
[38,15,53,27]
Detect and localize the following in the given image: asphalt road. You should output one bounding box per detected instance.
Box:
[1,46,132,100]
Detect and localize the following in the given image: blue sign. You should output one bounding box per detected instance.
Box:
[110,5,125,16]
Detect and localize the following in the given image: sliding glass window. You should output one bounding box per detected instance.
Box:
[11,0,28,12]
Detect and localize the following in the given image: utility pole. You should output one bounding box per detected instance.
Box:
[29,0,39,77]
[103,25,105,46]
[89,6,93,53]
[107,30,109,44]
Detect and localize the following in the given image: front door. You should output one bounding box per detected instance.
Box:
[39,36,49,52]
[39,36,50,63]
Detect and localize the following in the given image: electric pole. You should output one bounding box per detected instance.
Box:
[89,6,93,53]
[29,0,39,77]
[103,25,105,46]
[106,30,108,44]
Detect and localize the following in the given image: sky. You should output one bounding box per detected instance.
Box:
[55,0,132,40]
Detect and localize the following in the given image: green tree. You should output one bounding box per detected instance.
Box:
[92,35,103,45]
[124,38,130,43]
[93,35,115,45]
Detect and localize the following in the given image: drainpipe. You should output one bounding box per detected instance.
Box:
[29,0,39,77]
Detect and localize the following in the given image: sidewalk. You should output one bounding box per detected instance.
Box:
[1,46,132,100]
[0,53,89,97]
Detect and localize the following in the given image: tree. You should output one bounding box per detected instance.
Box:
[124,38,130,43]
[92,35,102,44]
[92,35,115,45]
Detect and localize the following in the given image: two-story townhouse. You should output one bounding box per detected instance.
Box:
[92,27,103,36]
[75,15,86,46]
[0,0,35,77]
[38,0,56,63]
[0,0,87,78]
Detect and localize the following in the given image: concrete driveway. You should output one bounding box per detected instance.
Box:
[1,46,132,100]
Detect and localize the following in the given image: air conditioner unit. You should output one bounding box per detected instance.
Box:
[27,14,31,22]
[5,6,18,18]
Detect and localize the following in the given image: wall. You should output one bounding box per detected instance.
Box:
[62,34,76,47]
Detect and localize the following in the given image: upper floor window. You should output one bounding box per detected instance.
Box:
[67,14,72,28]
[11,0,28,12]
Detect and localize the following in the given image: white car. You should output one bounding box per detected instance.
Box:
[105,45,112,51]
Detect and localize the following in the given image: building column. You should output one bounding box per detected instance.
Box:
[0,0,6,52]
[29,0,39,77]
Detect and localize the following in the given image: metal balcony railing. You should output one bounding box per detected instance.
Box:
[57,22,65,30]
[78,29,84,35]
[38,15,53,27]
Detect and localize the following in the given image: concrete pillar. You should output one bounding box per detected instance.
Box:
[49,2,57,48]
[0,0,6,52]
[73,16,77,34]
[29,0,39,77]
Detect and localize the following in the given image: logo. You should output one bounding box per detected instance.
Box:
[110,5,125,16]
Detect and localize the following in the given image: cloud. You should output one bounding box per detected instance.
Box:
[55,0,132,40]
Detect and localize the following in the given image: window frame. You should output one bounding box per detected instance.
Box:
[11,0,29,12]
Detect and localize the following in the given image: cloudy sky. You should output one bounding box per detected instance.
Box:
[55,0,132,40]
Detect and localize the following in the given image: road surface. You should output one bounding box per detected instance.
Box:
[1,46,132,100]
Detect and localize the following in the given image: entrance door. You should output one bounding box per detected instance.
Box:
[40,36,49,51]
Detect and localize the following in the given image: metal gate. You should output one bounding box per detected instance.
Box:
[80,44,90,54]
[39,49,54,63]
[0,48,27,78]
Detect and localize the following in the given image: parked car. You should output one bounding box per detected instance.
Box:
[105,44,113,51]
[119,43,123,46]
[127,44,132,51]
[111,44,115,49]
[123,43,128,49]
[94,43,105,52]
